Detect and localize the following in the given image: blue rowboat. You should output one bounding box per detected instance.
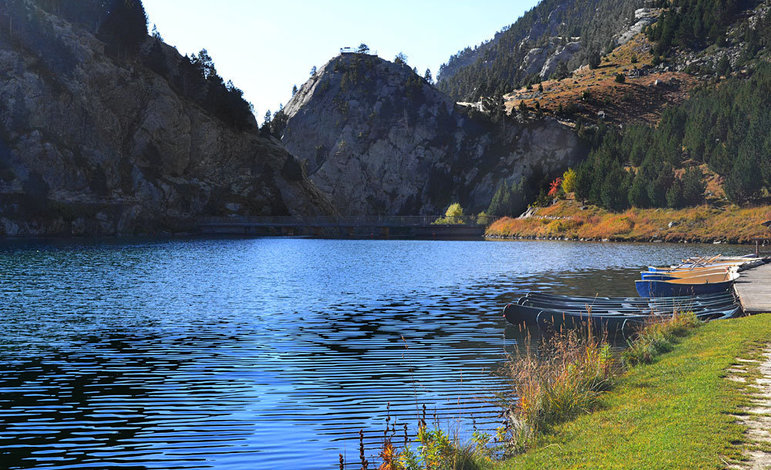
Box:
[635,278,735,297]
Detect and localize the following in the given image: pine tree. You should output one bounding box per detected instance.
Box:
[98,0,148,55]
[628,173,650,208]
[681,167,706,205]
[666,178,683,208]
[600,165,629,211]
[725,149,761,204]
[716,55,731,77]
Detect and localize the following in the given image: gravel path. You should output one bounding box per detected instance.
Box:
[728,346,771,469]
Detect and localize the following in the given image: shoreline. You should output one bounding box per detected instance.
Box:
[485,234,756,245]
[494,313,771,469]
[485,200,771,246]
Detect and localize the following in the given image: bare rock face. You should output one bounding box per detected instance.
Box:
[281,54,586,216]
[539,41,582,78]
[0,1,332,236]
[521,47,551,77]
[616,8,659,46]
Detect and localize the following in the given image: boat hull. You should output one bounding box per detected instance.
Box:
[635,279,734,297]
[502,301,739,333]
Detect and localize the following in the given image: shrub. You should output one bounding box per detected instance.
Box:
[615,73,626,83]
[561,168,577,193]
[433,203,465,225]
[547,177,563,197]
[546,218,582,235]
[446,203,463,218]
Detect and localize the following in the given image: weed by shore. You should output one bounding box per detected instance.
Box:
[496,329,615,455]
[349,313,704,469]
[621,311,700,367]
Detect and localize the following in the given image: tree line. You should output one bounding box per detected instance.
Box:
[572,63,771,210]
[646,0,757,56]
[144,46,257,131]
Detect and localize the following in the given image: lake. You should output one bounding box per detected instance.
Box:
[0,238,748,469]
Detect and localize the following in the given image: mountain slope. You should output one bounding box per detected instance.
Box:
[0,0,333,236]
[437,0,648,101]
[280,53,586,216]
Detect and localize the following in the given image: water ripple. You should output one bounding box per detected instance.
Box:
[0,238,746,469]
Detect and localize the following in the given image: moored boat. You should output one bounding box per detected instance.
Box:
[503,291,740,332]
[635,272,739,297]
[502,299,740,333]
[640,266,734,280]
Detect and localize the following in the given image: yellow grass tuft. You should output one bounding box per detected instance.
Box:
[487,199,771,244]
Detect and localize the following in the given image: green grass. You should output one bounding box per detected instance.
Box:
[491,314,771,469]
[621,312,701,368]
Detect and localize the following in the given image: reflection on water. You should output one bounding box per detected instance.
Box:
[0,238,747,469]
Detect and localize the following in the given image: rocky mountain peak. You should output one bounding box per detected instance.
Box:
[281,53,585,216]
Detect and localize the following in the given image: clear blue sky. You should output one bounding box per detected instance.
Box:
[143,1,540,121]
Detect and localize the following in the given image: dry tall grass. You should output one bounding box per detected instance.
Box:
[498,329,615,454]
[487,200,771,243]
[497,312,702,456]
[351,313,704,467]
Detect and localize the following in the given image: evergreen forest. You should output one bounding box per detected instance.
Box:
[572,63,771,210]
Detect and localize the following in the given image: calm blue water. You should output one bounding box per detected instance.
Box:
[0,238,747,469]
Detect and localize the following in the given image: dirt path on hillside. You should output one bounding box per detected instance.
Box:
[727,346,771,469]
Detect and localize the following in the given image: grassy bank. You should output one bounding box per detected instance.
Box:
[493,313,771,469]
[486,199,771,244]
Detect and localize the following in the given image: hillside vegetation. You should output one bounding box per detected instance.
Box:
[505,33,698,126]
[479,0,771,231]
[572,62,771,213]
[438,0,646,101]
[486,199,771,243]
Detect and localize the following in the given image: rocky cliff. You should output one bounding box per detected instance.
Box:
[0,1,333,236]
[281,54,585,215]
[437,0,648,101]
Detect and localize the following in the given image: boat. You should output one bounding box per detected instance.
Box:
[522,291,733,303]
[503,303,649,335]
[639,270,736,282]
[635,272,739,297]
[503,291,740,333]
[503,298,740,333]
[648,255,764,272]
[521,292,738,313]
[639,266,734,280]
